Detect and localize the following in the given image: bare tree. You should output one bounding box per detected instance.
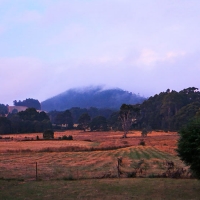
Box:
[119,104,140,138]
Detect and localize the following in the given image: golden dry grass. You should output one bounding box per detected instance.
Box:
[0,130,179,154]
[0,130,184,180]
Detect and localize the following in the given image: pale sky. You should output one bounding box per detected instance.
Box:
[1,0,200,105]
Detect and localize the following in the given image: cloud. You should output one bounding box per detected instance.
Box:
[134,49,186,70]
[0,57,49,104]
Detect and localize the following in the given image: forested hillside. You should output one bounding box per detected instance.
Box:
[41,87,146,111]
[1,86,200,134]
[138,87,200,131]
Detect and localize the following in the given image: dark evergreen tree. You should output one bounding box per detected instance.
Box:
[90,116,108,131]
[139,87,200,131]
[107,111,122,131]
[0,104,8,116]
[54,110,73,129]
[177,117,200,178]
[13,98,41,110]
[0,117,11,134]
[78,113,91,131]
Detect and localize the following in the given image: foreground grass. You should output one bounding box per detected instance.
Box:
[0,178,200,200]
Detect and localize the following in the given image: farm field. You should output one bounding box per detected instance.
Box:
[0,130,187,180]
[1,130,200,199]
[0,130,178,154]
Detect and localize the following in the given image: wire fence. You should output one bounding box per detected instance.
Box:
[0,158,193,181]
[0,160,121,181]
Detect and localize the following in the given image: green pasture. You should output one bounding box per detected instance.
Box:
[0,178,200,200]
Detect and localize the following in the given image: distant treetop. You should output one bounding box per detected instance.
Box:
[13,98,41,110]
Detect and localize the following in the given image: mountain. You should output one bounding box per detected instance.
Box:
[41,86,146,111]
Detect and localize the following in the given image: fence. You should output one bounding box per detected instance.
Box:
[0,160,120,181]
[0,157,192,181]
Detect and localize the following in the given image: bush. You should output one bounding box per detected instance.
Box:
[43,129,54,139]
[177,117,200,179]
[139,139,145,146]
[126,171,136,178]
[62,135,73,140]
[141,128,148,137]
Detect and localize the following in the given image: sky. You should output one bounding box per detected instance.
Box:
[1,0,200,105]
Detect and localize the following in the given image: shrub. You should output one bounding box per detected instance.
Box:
[148,173,156,178]
[126,171,136,178]
[139,139,145,146]
[43,129,54,139]
[177,117,200,179]
[62,135,73,140]
[141,128,148,137]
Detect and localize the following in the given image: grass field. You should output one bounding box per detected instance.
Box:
[0,130,187,180]
[0,130,178,154]
[0,130,199,199]
[1,178,200,200]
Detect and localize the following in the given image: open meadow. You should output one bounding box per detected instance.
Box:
[0,130,188,180]
[1,130,200,199]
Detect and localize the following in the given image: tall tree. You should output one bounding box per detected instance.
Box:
[119,104,140,138]
[78,113,91,131]
[0,117,11,134]
[107,111,121,131]
[54,110,73,129]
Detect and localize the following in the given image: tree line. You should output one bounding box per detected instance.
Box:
[138,87,200,131]
[13,98,41,110]
[0,108,52,134]
[1,86,200,134]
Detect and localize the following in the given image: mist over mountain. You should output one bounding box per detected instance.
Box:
[41,86,146,111]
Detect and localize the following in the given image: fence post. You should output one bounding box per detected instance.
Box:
[36,162,38,181]
[117,157,122,178]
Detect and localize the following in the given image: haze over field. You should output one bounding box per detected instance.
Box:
[1,0,200,105]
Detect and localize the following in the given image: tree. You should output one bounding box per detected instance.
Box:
[90,116,108,131]
[177,117,200,178]
[54,110,73,129]
[107,111,122,131]
[172,101,200,130]
[78,113,91,131]
[18,108,50,121]
[13,98,41,110]
[119,104,140,138]
[0,104,8,116]
[17,108,51,133]
[0,117,11,134]
[7,113,21,133]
